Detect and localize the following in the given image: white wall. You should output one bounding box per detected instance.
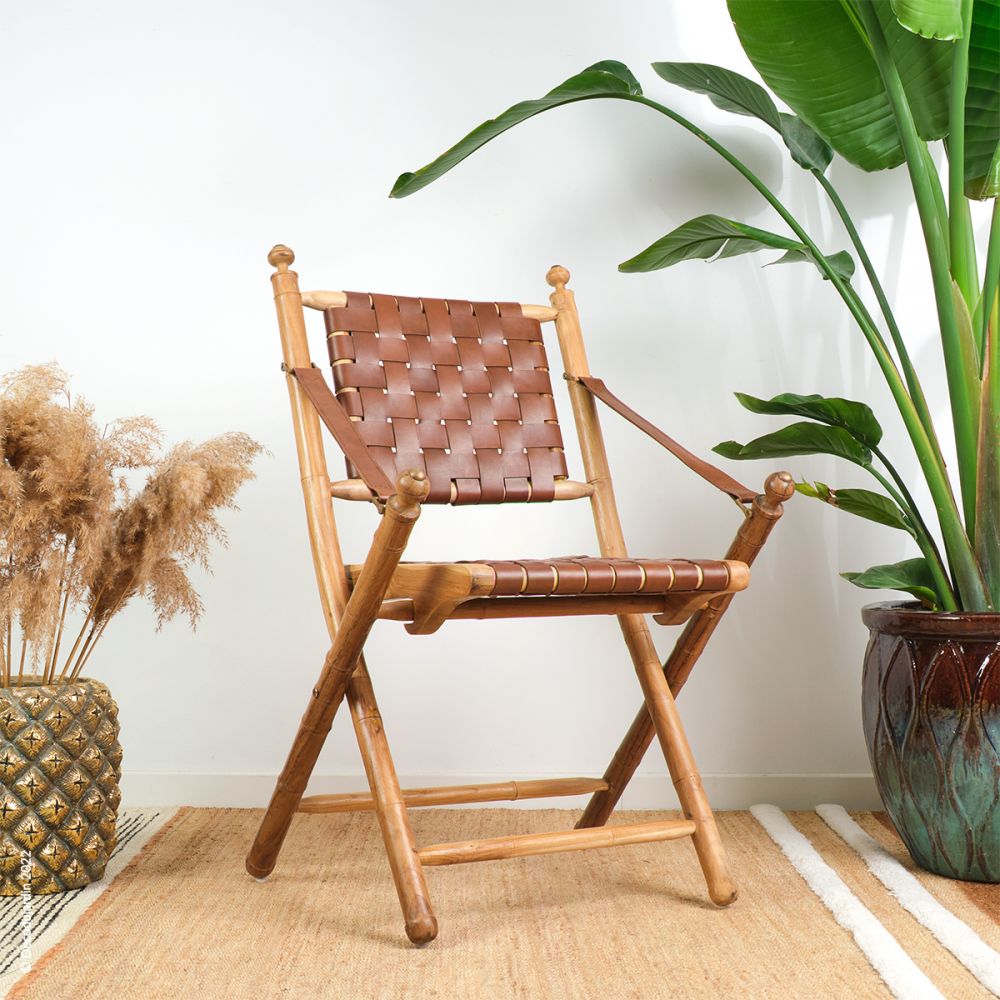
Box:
[0,1,988,809]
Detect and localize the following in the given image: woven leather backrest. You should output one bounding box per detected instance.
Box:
[325,292,569,504]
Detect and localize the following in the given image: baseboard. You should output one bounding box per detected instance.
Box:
[120,771,882,811]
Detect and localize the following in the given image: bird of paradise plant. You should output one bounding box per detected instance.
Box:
[390,0,1000,614]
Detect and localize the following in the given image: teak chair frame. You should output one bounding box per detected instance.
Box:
[246,245,792,945]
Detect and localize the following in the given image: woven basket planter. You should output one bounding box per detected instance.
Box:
[0,677,121,894]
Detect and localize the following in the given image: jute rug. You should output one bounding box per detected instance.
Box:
[0,809,176,999]
[7,807,999,999]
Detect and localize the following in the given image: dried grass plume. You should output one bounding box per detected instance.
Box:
[0,364,263,686]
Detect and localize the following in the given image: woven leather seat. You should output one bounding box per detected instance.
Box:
[345,556,749,635]
[478,556,743,596]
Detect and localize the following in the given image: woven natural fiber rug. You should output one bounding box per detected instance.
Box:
[7,807,999,999]
[0,808,176,1000]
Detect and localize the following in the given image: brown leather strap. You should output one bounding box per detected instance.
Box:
[575,376,756,504]
[290,366,396,499]
[480,556,734,596]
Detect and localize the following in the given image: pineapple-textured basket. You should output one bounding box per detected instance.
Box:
[0,677,120,894]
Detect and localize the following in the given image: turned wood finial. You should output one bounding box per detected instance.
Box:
[546,265,570,291]
[765,471,795,502]
[268,244,295,271]
[760,471,795,515]
[389,469,430,518]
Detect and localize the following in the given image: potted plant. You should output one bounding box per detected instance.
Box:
[389,0,1000,881]
[0,364,260,892]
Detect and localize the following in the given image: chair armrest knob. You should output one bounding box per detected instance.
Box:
[762,471,795,513]
[389,469,431,518]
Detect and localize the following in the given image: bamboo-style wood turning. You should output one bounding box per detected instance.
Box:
[248,246,791,944]
[298,776,608,813]
[418,818,697,866]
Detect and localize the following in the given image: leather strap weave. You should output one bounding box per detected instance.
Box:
[324,292,568,504]
[575,376,756,504]
[478,556,734,596]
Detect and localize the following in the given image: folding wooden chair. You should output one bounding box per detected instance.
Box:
[246,245,793,945]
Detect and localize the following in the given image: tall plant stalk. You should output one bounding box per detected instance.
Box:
[977,202,1000,604]
[813,172,946,465]
[857,3,982,542]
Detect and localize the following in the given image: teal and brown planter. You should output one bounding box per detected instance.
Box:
[862,602,1000,883]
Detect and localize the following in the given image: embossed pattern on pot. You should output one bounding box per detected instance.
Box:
[862,602,1000,883]
[0,678,121,894]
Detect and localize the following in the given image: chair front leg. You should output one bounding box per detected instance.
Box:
[246,470,429,879]
[578,472,793,830]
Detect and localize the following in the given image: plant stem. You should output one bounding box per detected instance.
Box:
[869,453,957,609]
[626,91,991,610]
[58,596,101,682]
[979,200,1000,362]
[975,200,1000,604]
[947,0,980,313]
[48,582,72,685]
[815,171,946,465]
[68,576,136,681]
[858,1,982,540]
[71,616,113,681]
[70,621,101,682]
[45,540,72,685]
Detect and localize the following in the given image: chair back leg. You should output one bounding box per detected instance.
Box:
[577,473,794,830]
[620,612,737,906]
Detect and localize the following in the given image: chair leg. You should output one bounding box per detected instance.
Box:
[245,638,363,879]
[619,614,736,907]
[246,469,431,880]
[576,595,732,830]
[347,659,437,945]
[578,473,793,830]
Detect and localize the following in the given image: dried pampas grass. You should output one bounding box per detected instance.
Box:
[0,364,262,686]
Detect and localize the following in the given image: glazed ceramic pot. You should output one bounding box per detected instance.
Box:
[861,601,1000,882]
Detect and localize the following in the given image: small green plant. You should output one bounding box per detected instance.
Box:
[391,0,999,613]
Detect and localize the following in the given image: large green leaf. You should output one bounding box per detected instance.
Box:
[770,248,856,281]
[778,114,835,173]
[727,0,953,172]
[798,480,916,533]
[713,422,873,466]
[733,391,884,446]
[390,61,642,198]
[651,62,834,172]
[619,215,853,279]
[890,0,963,39]
[878,1,956,139]
[964,0,1000,198]
[842,557,942,607]
[652,62,780,129]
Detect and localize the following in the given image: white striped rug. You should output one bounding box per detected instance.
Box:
[0,808,176,1000]
[752,804,1000,999]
